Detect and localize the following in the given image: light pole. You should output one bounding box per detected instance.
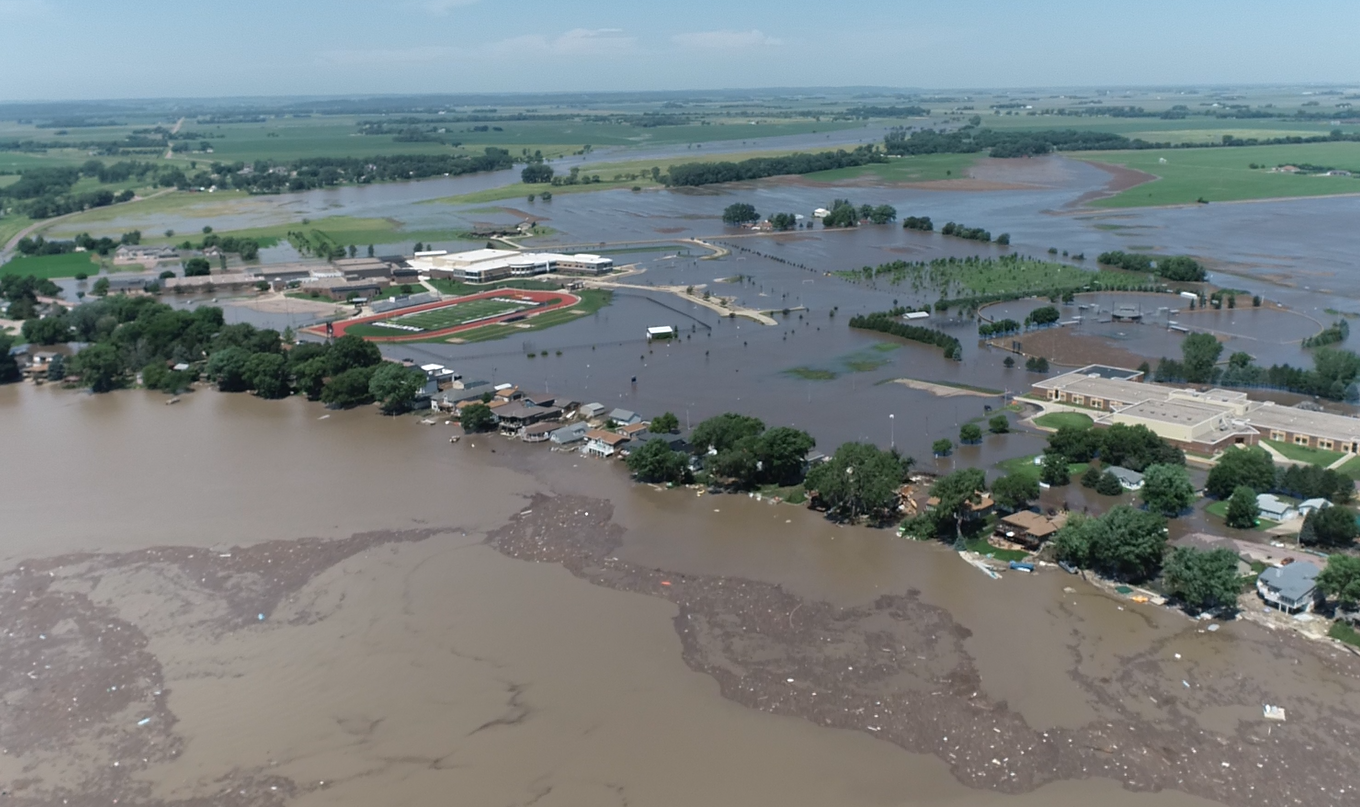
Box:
[889,413,895,449]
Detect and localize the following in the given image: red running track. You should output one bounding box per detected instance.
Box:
[304,289,581,342]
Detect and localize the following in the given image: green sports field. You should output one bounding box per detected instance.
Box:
[0,251,101,279]
[345,296,549,338]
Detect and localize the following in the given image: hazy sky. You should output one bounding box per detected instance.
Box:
[1,0,1356,100]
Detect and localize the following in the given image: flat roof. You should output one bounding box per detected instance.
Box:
[1036,373,1171,402]
[1245,402,1360,443]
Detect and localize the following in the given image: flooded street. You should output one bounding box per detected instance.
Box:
[3,384,1359,807]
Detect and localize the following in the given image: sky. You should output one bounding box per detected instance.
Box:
[1,0,1357,100]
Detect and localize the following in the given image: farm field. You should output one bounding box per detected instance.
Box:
[802,153,979,184]
[0,251,101,279]
[984,114,1356,139]
[1075,141,1360,207]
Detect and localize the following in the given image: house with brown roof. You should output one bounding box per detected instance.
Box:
[994,511,1059,548]
[583,429,630,458]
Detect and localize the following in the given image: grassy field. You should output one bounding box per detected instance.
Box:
[1263,439,1347,467]
[1076,142,1360,208]
[963,534,1030,563]
[445,289,611,343]
[0,213,34,248]
[982,114,1356,139]
[1329,621,1360,648]
[399,298,533,329]
[1033,412,1095,431]
[847,256,1136,298]
[426,277,561,296]
[802,153,979,183]
[0,251,101,279]
[1336,456,1360,480]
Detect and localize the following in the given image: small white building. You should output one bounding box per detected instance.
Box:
[646,326,676,341]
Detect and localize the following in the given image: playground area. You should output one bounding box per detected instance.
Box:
[309,289,579,342]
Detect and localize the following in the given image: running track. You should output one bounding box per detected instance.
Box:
[304,289,581,342]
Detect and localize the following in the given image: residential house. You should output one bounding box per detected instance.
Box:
[583,429,630,458]
[619,422,651,441]
[550,422,591,446]
[521,422,561,443]
[607,408,642,426]
[1257,560,1322,613]
[495,403,563,433]
[994,511,1059,549]
[1298,498,1331,517]
[1256,493,1298,522]
[926,493,995,519]
[1107,467,1145,491]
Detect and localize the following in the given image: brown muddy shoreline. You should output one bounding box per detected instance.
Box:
[488,492,1360,807]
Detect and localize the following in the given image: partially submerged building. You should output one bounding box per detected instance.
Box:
[411,248,613,283]
[1033,364,1360,456]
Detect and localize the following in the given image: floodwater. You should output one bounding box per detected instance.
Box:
[4,383,1360,807]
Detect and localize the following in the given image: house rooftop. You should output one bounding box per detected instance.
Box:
[585,429,629,446]
[1260,561,1321,602]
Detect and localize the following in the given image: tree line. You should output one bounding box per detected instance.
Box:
[1156,335,1360,401]
[849,308,963,360]
[664,146,886,187]
[1097,250,1207,282]
[884,128,1134,158]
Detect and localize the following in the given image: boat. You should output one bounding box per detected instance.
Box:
[1008,561,1035,573]
[967,558,1001,580]
[1058,561,1079,574]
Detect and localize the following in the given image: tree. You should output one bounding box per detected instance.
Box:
[805,442,908,522]
[205,346,253,392]
[721,203,760,226]
[1303,506,1359,547]
[521,164,554,183]
[932,438,953,456]
[691,413,765,455]
[754,426,816,486]
[650,412,679,434]
[183,257,211,277]
[1099,423,1183,472]
[46,353,65,381]
[1317,555,1360,607]
[959,423,982,444]
[1225,485,1260,529]
[243,352,290,399]
[92,277,110,297]
[459,402,496,433]
[1003,356,1015,369]
[1206,447,1276,499]
[1026,306,1060,327]
[1140,463,1195,517]
[929,467,987,538]
[1163,548,1243,612]
[991,473,1039,512]
[369,362,425,414]
[326,334,382,375]
[627,438,690,484]
[1181,332,1224,384]
[320,366,377,408]
[1095,470,1124,496]
[0,334,21,383]
[1059,505,1167,581]
[987,414,1009,434]
[72,341,124,392]
[367,244,375,258]
[868,204,897,225]
[1040,451,1070,486]
[1080,465,1103,488]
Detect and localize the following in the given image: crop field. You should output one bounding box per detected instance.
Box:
[1076,141,1360,207]
[0,251,100,279]
[984,114,1355,139]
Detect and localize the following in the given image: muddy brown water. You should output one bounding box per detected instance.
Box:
[3,384,1359,806]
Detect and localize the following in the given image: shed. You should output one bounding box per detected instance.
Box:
[578,402,607,419]
[1107,466,1145,490]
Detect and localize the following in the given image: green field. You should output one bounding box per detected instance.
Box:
[1263,438,1347,467]
[1076,142,1360,208]
[844,257,1139,298]
[0,251,101,279]
[346,297,537,337]
[802,153,979,184]
[996,453,1088,483]
[426,277,561,296]
[1033,412,1095,431]
[446,289,611,343]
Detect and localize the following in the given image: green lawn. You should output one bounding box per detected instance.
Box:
[1336,455,1360,480]
[1204,499,1281,530]
[0,213,33,249]
[1329,621,1360,648]
[426,277,562,296]
[963,535,1030,563]
[0,251,101,279]
[1263,439,1347,467]
[1034,412,1095,431]
[996,453,1088,483]
[802,153,979,183]
[1076,142,1360,208]
[438,289,611,343]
